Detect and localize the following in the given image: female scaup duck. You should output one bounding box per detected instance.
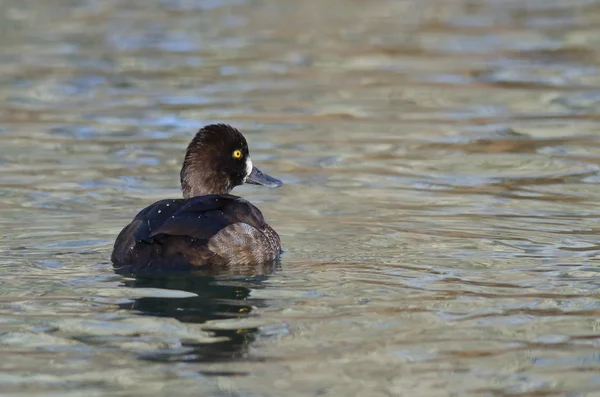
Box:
[111,124,282,272]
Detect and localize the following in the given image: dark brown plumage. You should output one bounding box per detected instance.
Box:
[111,124,282,274]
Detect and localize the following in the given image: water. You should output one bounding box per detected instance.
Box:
[2,0,600,395]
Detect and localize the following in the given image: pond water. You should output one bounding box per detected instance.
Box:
[2,0,600,396]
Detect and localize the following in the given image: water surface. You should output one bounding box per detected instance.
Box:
[2,0,600,396]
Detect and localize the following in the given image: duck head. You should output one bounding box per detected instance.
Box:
[180,124,282,198]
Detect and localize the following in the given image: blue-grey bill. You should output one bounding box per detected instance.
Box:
[246,166,283,188]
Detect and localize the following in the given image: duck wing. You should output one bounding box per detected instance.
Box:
[134,194,265,243]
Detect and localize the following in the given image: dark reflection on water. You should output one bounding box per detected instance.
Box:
[118,265,278,365]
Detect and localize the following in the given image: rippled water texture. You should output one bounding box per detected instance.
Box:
[2,0,600,396]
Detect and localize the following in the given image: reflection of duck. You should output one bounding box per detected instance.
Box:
[111,124,283,274]
[119,265,278,364]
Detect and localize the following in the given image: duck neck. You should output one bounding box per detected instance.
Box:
[180,164,232,198]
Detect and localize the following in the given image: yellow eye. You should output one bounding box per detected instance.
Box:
[233,149,242,159]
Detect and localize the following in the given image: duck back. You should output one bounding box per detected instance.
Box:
[111,194,281,272]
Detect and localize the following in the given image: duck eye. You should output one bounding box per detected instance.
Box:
[233,149,242,159]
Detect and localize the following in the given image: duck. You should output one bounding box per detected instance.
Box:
[111,124,283,273]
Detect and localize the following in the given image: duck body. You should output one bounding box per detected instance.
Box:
[111,194,280,272]
[111,124,282,273]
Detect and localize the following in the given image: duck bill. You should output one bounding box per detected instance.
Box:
[246,166,283,188]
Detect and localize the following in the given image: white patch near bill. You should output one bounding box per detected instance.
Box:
[245,157,253,180]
